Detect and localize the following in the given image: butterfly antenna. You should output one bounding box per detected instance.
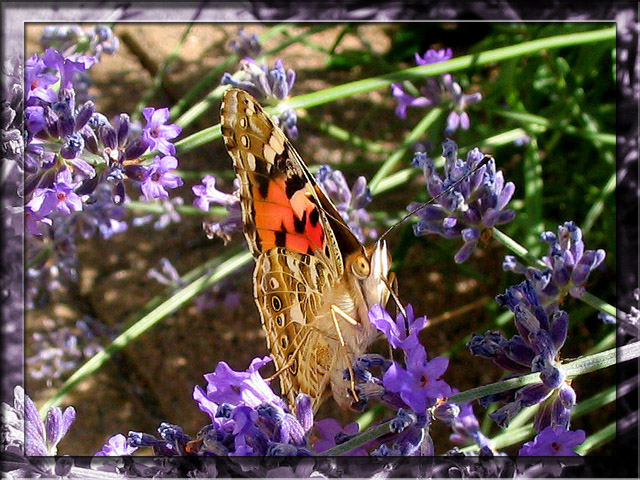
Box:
[378,155,492,242]
[382,276,407,319]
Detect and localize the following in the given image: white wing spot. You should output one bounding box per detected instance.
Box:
[246,152,257,170]
[263,143,277,163]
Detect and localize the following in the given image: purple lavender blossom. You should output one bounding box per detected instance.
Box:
[315,165,376,242]
[94,433,138,456]
[27,168,83,217]
[383,348,452,414]
[194,176,244,243]
[228,27,262,58]
[390,83,434,119]
[43,47,95,90]
[503,221,607,304]
[138,155,183,200]
[390,48,482,133]
[355,304,451,419]
[518,426,585,456]
[141,107,182,156]
[368,303,426,352]
[468,279,576,430]
[415,48,453,65]
[192,174,238,212]
[312,418,366,455]
[23,388,76,455]
[410,139,516,263]
[25,54,58,105]
[157,358,315,456]
[221,57,298,138]
[196,356,287,412]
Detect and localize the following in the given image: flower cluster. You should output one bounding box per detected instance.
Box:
[469,280,575,428]
[27,316,106,385]
[0,386,76,456]
[409,139,516,262]
[221,57,298,138]
[503,221,607,306]
[22,43,183,306]
[315,165,376,242]
[391,48,482,135]
[111,357,315,456]
[40,24,120,60]
[25,46,183,239]
[227,27,262,59]
[331,304,453,455]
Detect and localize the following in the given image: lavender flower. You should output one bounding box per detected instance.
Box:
[315,165,376,242]
[390,48,482,134]
[228,27,262,58]
[124,357,315,456]
[141,107,182,156]
[192,174,238,212]
[503,221,607,305]
[27,168,83,218]
[336,303,452,458]
[137,155,184,200]
[193,176,243,243]
[445,401,493,451]
[468,279,576,430]
[410,139,516,263]
[221,57,298,138]
[18,387,76,455]
[312,418,367,455]
[40,24,119,59]
[518,426,585,456]
[94,433,138,456]
[382,348,452,414]
[369,303,426,352]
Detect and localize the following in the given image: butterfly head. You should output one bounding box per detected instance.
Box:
[346,240,392,310]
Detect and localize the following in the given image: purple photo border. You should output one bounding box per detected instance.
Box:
[1,1,637,478]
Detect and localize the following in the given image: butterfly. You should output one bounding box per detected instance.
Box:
[220,88,392,412]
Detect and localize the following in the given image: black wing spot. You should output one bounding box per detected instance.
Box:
[325,245,331,257]
[293,210,307,234]
[274,230,286,247]
[271,295,283,312]
[256,175,270,199]
[285,174,307,199]
[307,246,314,256]
[309,207,320,226]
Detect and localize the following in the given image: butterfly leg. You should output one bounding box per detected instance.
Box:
[329,304,361,404]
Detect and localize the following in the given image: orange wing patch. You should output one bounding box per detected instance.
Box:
[252,176,325,255]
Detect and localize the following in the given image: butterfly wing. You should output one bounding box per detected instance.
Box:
[220,88,352,274]
[221,88,364,409]
[254,247,340,407]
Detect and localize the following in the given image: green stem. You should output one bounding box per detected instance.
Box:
[125,200,226,217]
[320,419,393,456]
[494,110,615,146]
[173,26,615,155]
[369,107,443,195]
[449,342,637,406]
